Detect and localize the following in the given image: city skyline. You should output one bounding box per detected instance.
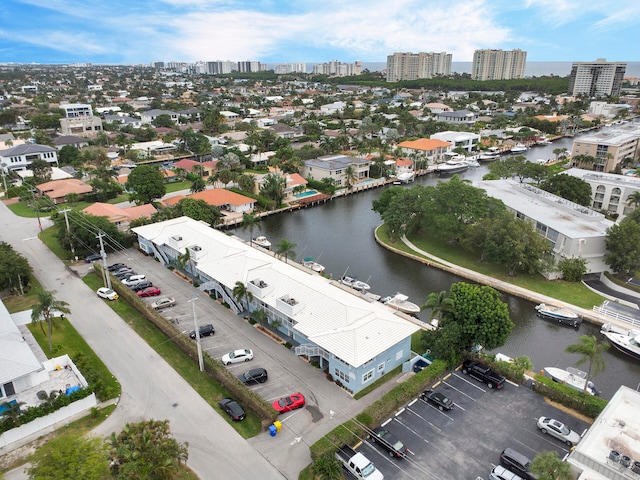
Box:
[0,0,638,65]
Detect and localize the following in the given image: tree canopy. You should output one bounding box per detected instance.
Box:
[125,165,166,205]
[604,215,640,274]
[539,174,592,206]
[0,241,32,293]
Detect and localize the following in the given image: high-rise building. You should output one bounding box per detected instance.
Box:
[568,59,627,97]
[471,49,527,81]
[312,60,361,76]
[237,61,262,73]
[274,63,307,74]
[206,61,236,75]
[386,52,452,82]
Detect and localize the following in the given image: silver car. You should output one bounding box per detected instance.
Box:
[536,417,581,446]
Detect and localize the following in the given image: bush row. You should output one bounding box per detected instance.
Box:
[532,374,607,418]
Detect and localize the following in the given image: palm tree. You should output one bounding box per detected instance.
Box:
[627,191,640,209]
[241,212,261,246]
[30,289,71,352]
[190,177,205,193]
[421,291,455,326]
[232,281,253,312]
[251,308,268,327]
[260,173,286,208]
[344,165,358,190]
[565,335,609,394]
[275,238,297,263]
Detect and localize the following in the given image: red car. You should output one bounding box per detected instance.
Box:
[136,286,161,297]
[272,393,305,414]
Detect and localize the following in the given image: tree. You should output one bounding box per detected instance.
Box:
[627,191,640,209]
[190,176,205,193]
[530,451,572,480]
[125,164,166,205]
[152,113,175,128]
[565,335,609,394]
[344,165,358,190]
[539,174,592,206]
[58,145,79,166]
[275,238,297,263]
[421,290,455,325]
[27,433,109,480]
[557,257,587,282]
[30,289,71,352]
[0,242,32,293]
[177,198,222,226]
[232,281,253,311]
[313,452,343,480]
[238,174,256,193]
[109,419,188,480]
[30,158,52,184]
[604,217,640,274]
[260,173,286,208]
[241,212,261,245]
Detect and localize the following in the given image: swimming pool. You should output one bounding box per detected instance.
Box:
[294,190,319,199]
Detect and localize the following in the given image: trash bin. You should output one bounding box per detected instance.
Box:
[274,420,282,433]
[269,424,277,437]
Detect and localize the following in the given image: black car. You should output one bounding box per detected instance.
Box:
[107,263,127,272]
[238,367,268,385]
[218,398,246,421]
[189,324,215,339]
[370,427,408,458]
[130,280,153,291]
[500,448,537,480]
[114,270,136,280]
[420,389,454,411]
[85,253,102,263]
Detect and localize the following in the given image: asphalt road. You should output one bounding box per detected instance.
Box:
[0,203,286,480]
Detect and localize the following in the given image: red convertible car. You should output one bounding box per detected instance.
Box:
[136,286,161,297]
[272,393,305,414]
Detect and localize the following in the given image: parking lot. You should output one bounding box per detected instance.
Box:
[355,369,591,480]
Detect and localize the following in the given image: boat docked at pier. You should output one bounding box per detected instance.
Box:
[543,366,601,396]
[252,236,271,250]
[382,293,421,315]
[435,158,468,174]
[601,323,640,361]
[510,143,528,154]
[340,275,371,291]
[535,303,581,328]
[302,257,325,273]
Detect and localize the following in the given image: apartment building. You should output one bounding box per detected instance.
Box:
[237,61,263,73]
[59,103,103,137]
[206,61,236,75]
[386,52,452,82]
[570,122,640,171]
[273,63,307,74]
[568,59,626,97]
[312,60,362,77]
[471,49,527,81]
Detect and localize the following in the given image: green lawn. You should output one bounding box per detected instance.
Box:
[82,273,262,438]
[165,180,191,193]
[378,224,604,310]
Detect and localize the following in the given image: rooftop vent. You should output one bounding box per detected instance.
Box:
[621,456,631,468]
[609,450,620,463]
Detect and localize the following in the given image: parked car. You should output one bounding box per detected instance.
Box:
[151,297,176,310]
[420,389,454,411]
[490,465,524,480]
[96,287,119,301]
[238,368,268,385]
[114,270,136,280]
[121,274,146,286]
[370,427,408,458]
[272,392,305,414]
[190,324,215,339]
[130,281,153,292]
[221,349,253,365]
[218,398,246,421]
[136,286,162,297]
[536,417,581,446]
[500,448,537,480]
[107,263,127,272]
[85,253,102,263]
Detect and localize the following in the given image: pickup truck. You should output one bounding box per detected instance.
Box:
[462,359,506,389]
[335,445,384,480]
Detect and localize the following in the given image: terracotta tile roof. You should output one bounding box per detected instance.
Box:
[398,138,451,151]
[36,179,93,199]
[288,173,307,186]
[83,202,157,223]
[162,195,186,206]
[396,159,413,167]
[190,188,256,207]
[173,159,200,171]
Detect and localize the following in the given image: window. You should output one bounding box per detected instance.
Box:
[334,368,350,383]
[377,362,385,372]
[362,369,374,383]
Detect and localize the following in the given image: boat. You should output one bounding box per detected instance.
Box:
[534,303,582,328]
[435,159,468,174]
[302,257,325,273]
[478,151,500,162]
[543,366,601,396]
[601,323,640,361]
[253,236,271,250]
[340,275,370,291]
[463,158,480,167]
[396,172,415,184]
[536,136,551,145]
[510,143,528,154]
[382,293,421,315]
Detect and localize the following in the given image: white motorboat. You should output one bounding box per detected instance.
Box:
[601,323,640,361]
[510,143,528,154]
[340,275,370,291]
[463,158,480,167]
[383,293,421,315]
[436,159,468,174]
[536,136,551,145]
[396,172,415,184]
[543,366,601,396]
[534,303,581,328]
[253,236,271,250]
[478,151,500,162]
[302,257,325,273]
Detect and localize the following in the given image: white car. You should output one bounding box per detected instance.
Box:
[97,287,119,301]
[221,349,254,365]
[536,416,582,446]
[151,297,176,310]
[490,465,524,480]
[121,274,146,286]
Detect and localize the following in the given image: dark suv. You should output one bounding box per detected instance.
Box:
[238,367,268,385]
[190,324,215,339]
[500,448,538,480]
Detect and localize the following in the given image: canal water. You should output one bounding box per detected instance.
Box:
[233,137,640,399]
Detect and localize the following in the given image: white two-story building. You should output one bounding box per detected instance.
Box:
[0,144,58,173]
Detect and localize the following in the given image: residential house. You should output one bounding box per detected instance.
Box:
[397,138,451,165]
[320,101,346,115]
[59,103,103,137]
[0,144,58,173]
[53,135,89,150]
[424,102,452,114]
[132,216,419,395]
[82,203,157,230]
[140,109,179,125]
[176,188,256,213]
[129,140,177,158]
[220,111,240,123]
[475,179,614,279]
[103,114,143,129]
[173,158,218,178]
[36,178,93,204]
[430,131,480,153]
[302,155,371,187]
[270,123,303,141]
[588,101,632,119]
[436,110,479,126]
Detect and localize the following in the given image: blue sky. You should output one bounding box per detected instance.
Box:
[0,0,638,65]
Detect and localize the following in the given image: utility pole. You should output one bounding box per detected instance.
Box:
[189,296,204,371]
[96,231,111,289]
[60,208,75,259]
[30,187,42,231]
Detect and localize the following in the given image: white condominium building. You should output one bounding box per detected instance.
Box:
[568,59,626,97]
[471,49,527,81]
[312,60,362,77]
[386,52,452,82]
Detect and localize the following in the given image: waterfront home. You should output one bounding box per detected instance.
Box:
[397,138,451,165]
[430,131,480,153]
[302,154,371,187]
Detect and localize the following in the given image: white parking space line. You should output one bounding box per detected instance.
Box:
[405,407,442,433]
[418,398,455,420]
[451,372,487,392]
[393,417,430,444]
[506,379,519,387]
[381,418,393,427]
[277,408,305,422]
[441,380,477,402]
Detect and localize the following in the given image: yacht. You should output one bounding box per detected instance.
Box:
[534,303,581,328]
[601,323,640,361]
[253,236,271,250]
[436,156,468,174]
[510,143,528,154]
[478,151,500,162]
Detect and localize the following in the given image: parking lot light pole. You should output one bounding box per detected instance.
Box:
[189,296,204,371]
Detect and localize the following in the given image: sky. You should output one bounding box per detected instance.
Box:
[0,0,638,65]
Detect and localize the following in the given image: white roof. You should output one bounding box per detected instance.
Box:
[132,217,419,367]
[0,301,42,384]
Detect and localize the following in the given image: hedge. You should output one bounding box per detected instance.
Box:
[532,373,607,418]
